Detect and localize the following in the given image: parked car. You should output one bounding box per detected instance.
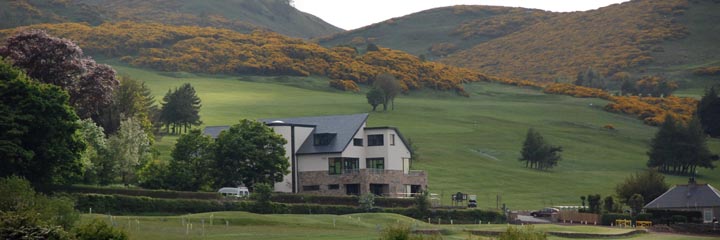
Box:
[530,207,559,217]
[218,187,250,198]
[467,195,477,208]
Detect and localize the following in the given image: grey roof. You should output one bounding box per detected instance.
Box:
[203,113,369,155]
[204,125,230,138]
[644,183,720,209]
[261,113,369,155]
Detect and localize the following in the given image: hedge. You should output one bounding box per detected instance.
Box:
[74,193,504,224]
[270,193,414,208]
[53,185,220,200]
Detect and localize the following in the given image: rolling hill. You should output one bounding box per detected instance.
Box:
[0,0,342,38]
[318,0,720,89]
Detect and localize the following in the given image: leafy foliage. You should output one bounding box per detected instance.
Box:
[106,117,151,186]
[166,129,213,191]
[72,219,128,240]
[374,73,402,111]
[628,194,645,216]
[213,120,289,189]
[0,176,79,231]
[519,128,562,170]
[0,29,119,121]
[647,115,717,175]
[76,119,108,184]
[697,86,720,137]
[100,75,158,136]
[358,193,375,212]
[0,59,84,185]
[498,225,546,240]
[329,79,360,92]
[366,87,385,111]
[615,169,668,205]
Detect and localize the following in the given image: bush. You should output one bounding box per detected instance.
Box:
[73,219,128,240]
[359,193,375,212]
[0,212,72,240]
[498,225,546,240]
[329,80,360,92]
[0,176,79,229]
[601,213,632,226]
[379,223,440,240]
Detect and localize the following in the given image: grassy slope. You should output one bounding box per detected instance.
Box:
[316,6,520,58]
[80,212,715,240]
[112,64,720,210]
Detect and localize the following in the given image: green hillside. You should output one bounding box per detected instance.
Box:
[110,63,720,209]
[0,0,342,38]
[317,5,554,60]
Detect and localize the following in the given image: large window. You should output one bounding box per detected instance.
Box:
[329,158,342,175]
[329,157,359,175]
[368,134,384,146]
[367,158,384,169]
[353,138,363,146]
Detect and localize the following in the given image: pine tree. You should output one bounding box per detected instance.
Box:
[698,86,720,137]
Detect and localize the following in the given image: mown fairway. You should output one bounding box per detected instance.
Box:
[81,212,717,240]
[112,63,720,210]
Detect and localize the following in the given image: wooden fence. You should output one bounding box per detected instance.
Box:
[558,211,600,224]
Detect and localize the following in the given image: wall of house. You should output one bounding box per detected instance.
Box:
[297,169,427,197]
[363,128,411,171]
[269,125,315,193]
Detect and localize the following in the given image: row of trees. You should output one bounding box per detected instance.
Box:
[141,120,289,191]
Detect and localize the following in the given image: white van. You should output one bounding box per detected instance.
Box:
[218,187,250,198]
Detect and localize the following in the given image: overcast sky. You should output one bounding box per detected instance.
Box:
[293,0,630,30]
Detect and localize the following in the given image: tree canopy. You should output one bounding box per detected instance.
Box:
[213,120,289,189]
[518,128,562,170]
[160,83,202,134]
[373,73,402,111]
[166,129,214,191]
[366,87,384,111]
[0,59,84,185]
[615,169,668,205]
[0,30,119,121]
[647,115,717,175]
[698,86,720,137]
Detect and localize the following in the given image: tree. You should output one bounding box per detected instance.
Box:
[366,43,379,52]
[697,86,720,137]
[647,115,717,175]
[586,194,602,214]
[603,196,616,213]
[77,119,108,184]
[615,169,668,205]
[106,118,151,186]
[160,83,202,134]
[213,120,289,189]
[620,79,636,96]
[366,87,384,111]
[166,129,213,191]
[0,59,85,185]
[359,193,375,212]
[628,194,644,217]
[99,76,158,136]
[519,128,562,170]
[574,66,605,89]
[373,73,401,111]
[0,30,119,121]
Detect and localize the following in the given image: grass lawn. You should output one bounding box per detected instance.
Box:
[80,212,717,240]
[111,63,720,210]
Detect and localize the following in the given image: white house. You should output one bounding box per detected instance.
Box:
[204,113,427,197]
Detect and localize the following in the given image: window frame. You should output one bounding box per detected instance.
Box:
[367,134,384,146]
[328,158,342,175]
[353,138,363,146]
[366,157,385,170]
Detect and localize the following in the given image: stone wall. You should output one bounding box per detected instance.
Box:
[297,169,427,197]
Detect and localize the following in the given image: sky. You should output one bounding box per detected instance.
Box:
[293,0,630,30]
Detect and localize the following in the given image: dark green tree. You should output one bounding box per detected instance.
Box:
[615,169,668,205]
[213,120,289,189]
[99,76,158,136]
[160,83,202,134]
[620,79,636,96]
[603,196,615,213]
[166,129,214,191]
[366,86,385,111]
[698,86,720,137]
[586,194,602,214]
[647,115,717,174]
[628,194,644,217]
[519,128,562,170]
[0,59,85,185]
[373,73,402,111]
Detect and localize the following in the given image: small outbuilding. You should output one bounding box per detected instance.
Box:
[644,178,720,223]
